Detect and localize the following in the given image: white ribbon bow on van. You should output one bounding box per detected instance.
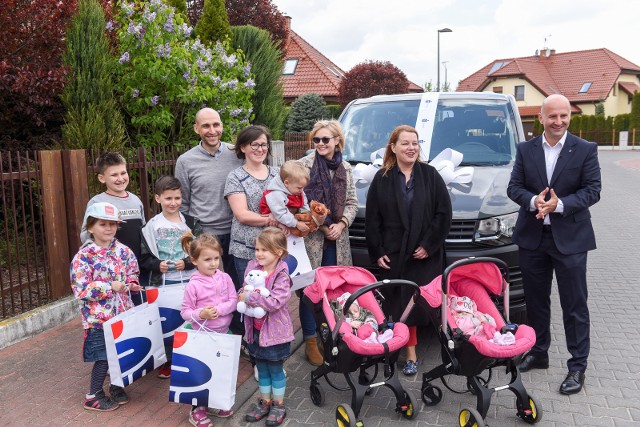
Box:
[352,147,473,186]
[429,148,474,185]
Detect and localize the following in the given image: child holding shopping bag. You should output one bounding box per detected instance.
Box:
[71,202,142,411]
[180,232,238,426]
[239,227,294,427]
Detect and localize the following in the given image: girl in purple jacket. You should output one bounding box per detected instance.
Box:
[180,232,237,426]
[239,227,294,427]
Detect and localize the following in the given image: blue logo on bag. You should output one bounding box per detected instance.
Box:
[159,307,185,347]
[115,337,156,386]
[284,254,298,275]
[170,352,213,406]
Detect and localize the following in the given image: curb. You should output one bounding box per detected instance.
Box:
[0,296,80,350]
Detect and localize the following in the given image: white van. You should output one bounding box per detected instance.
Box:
[339,92,527,322]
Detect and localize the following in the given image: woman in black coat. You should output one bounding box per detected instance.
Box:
[365,125,452,375]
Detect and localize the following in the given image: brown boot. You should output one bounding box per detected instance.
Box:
[305,337,323,366]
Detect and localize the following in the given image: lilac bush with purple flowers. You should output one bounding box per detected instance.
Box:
[113,0,253,146]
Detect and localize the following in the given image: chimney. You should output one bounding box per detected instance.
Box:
[539,48,556,59]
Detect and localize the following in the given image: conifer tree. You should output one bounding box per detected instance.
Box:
[61,0,127,149]
[232,25,286,138]
[195,0,232,45]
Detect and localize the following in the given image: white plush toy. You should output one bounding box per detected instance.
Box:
[236,270,270,318]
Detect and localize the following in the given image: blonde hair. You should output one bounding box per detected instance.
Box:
[310,119,345,152]
[256,227,288,260]
[279,160,309,184]
[382,125,421,176]
[180,232,222,261]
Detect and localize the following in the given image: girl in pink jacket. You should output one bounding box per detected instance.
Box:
[239,227,293,427]
[179,232,238,425]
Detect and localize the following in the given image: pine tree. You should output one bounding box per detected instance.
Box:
[195,0,232,45]
[61,0,127,150]
[287,93,327,132]
[232,25,286,138]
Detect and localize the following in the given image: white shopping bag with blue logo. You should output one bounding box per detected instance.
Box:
[146,285,187,349]
[169,326,241,410]
[103,301,167,387]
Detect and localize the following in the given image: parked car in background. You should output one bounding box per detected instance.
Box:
[339,92,527,323]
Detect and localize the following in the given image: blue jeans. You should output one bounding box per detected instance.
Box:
[300,242,338,339]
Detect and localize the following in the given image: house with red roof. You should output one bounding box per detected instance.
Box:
[457,48,640,136]
[281,18,422,105]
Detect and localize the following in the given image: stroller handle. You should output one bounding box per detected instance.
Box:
[441,257,509,295]
[341,279,421,317]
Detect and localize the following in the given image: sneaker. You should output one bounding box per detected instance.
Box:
[265,401,286,426]
[84,390,119,412]
[209,408,234,418]
[157,362,172,379]
[402,360,418,376]
[189,406,213,427]
[109,385,130,405]
[240,339,251,361]
[245,399,270,422]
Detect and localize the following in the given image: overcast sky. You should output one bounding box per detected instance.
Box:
[272,0,640,91]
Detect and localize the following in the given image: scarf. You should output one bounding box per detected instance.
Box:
[305,151,347,225]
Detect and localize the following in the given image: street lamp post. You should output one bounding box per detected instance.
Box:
[437,28,452,92]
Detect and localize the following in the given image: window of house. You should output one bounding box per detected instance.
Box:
[493,86,503,93]
[514,85,525,100]
[283,59,298,75]
[579,82,592,93]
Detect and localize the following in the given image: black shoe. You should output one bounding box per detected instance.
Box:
[518,354,549,372]
[559,371,585,395]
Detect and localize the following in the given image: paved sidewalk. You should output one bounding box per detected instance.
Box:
[1,150,639,427]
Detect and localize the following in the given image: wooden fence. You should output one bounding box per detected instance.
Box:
[0,139,310,319]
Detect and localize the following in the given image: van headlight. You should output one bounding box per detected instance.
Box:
[475,212,518,245]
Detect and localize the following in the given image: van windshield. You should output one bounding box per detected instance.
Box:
[341,97,518,165]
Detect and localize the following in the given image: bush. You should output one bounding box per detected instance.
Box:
[112,0,254,147]
[61,0,127,150]
[630,92,640,132]
[232,26,286,139]
[325,104,343,119]
[338,60,409,107]
[287,93,327,132]
[195,0,232,45]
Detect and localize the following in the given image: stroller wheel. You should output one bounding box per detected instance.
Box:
[459,407,486,427]
[517,395,543,424]
[336,403,360,427]
[398,390,418,420]
[310,383,325,406]
[421,384,443,406]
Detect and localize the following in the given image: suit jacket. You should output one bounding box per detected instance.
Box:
[507,132,601,255]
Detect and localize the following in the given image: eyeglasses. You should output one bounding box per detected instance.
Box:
[249,142,269,151]
[312,136,337,145]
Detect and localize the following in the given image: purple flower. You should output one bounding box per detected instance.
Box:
[151,96,160,106]
[119,52,130,64]
[244,79,255,89]
[142,11,156,23]
[132,89,139,98]
[230,108,242,117]
[181,23,193,38]
[243,64,251,77]
[105,21,114,31]
[222,54,237,68]
[164,14,174,32]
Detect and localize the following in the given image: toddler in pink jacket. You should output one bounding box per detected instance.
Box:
[179,232,238,424]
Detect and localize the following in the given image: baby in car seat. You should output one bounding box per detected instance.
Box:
[334,292,393,344]
[449,295,497,340]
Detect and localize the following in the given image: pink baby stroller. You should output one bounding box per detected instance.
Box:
[418,257,542,426]
[303,266,421,427]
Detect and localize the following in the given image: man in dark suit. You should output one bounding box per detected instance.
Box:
[507,94,601,395]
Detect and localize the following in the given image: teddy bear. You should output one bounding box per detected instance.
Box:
[236,270,270,318]
[289,200,331,237]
